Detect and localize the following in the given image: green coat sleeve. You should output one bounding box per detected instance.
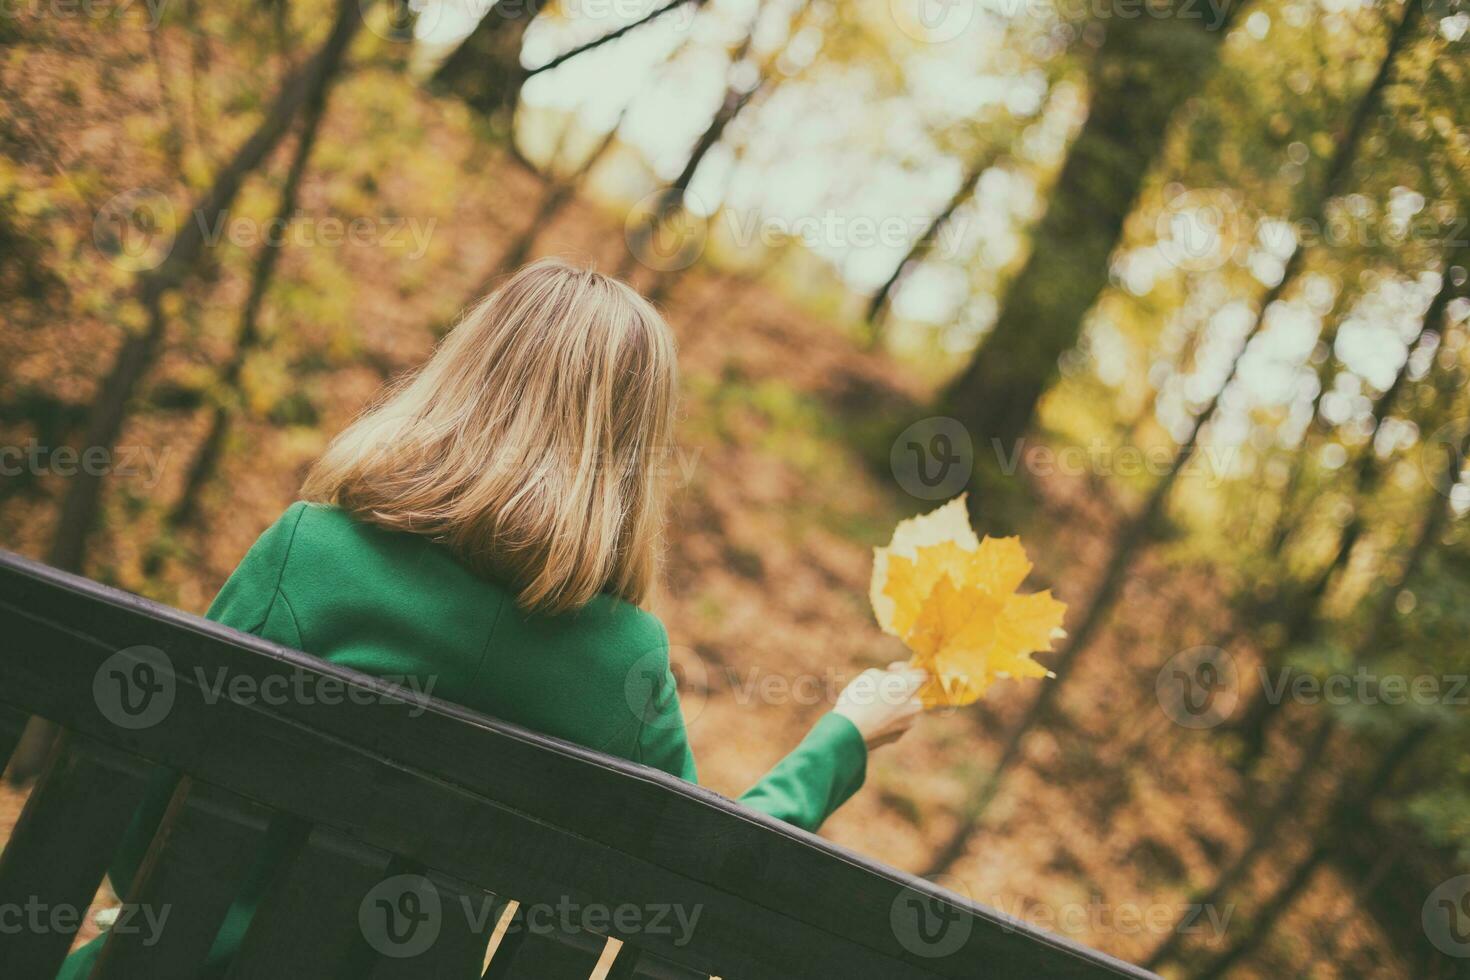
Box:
[637,658,868,834]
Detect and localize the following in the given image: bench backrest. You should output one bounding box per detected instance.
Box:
[0,549,1160,979]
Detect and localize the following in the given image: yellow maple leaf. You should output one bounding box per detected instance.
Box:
[870,496,1066,707]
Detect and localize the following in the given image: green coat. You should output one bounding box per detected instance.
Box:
[63,502,866,976]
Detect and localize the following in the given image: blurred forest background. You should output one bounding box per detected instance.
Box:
[1,0,1468,974]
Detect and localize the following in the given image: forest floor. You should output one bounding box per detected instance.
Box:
[0,17,1409,977]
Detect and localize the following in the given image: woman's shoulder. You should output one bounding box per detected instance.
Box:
[516,590,670,673]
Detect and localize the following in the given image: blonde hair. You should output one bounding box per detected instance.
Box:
[302,258,678,615]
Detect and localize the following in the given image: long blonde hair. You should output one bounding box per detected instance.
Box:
[302,258,678,615]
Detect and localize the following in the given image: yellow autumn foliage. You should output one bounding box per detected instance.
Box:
[870,496,1066,707]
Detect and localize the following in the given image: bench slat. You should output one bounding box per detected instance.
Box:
[0,730,151,977]
[0,704,27,777]
[225,824,391,978]
[363,871,500,978]
[483,906,608,979]
[607,942,711,979]
[92,775,274,979]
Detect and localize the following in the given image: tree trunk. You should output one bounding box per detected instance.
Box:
[433,0,703,116]
[920,0,1420,875]
[1142,720,1336,970]
[1147,363,1464,969]
[46,0,364,576]
[164,46,344,538]
[619,48,765,278]
[866,156,993,334]
[495,114,625,278]
[1192,723,1432,980]
[942,7,1239,460]
[429,4,534,117]
[1231,237,1466,762]
[10,0,364,785]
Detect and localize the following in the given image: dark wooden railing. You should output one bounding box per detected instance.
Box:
[0,549,1160,979]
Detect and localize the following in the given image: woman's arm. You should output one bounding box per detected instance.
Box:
[637,660,924,832]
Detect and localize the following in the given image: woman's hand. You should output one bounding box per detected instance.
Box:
[834,662,927,751]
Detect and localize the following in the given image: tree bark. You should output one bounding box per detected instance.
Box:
[494,114,625,278]
[164,49,344,537]
[1192,723,1432,980]
[433,0,703,116]
[866,156,993,334]
[921,0,1421,875]
[11,0,365,785]
[46,0,365,576]
[941,5,1241,459]
[619,31,766,278]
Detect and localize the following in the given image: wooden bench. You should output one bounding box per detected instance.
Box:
[0,549,1160,979]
